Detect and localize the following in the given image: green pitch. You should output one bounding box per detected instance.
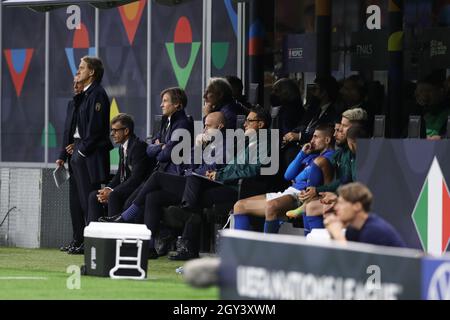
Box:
[0,248,218,300]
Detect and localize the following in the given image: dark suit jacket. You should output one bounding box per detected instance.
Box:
[77,81,114,184]
[58,93,84,163]
[107,135,154,197]
[147,109,194,175]
[295,103,338,144]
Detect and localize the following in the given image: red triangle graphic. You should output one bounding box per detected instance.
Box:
[73,22,90,48]
[118,0,147,45]
[3,49,34,97]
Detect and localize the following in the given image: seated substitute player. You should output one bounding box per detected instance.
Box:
[232,124,335,234]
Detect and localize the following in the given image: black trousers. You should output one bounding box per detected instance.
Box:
[69,143,100,243]
[69,177,84,243]
[182,175,238,209]
[133,171,185,207]
[180,175,238,250]
[87,189,137,224]
[138,172,186,241]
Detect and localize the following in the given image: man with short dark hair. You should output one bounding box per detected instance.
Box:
[87,113,153,223]
[283,75,339,146]
[57,56,113,254]
[302,107,368,199]
[298,108,368,234]
[232,124,335,235]
[101,111,226,259]
[324,182,406,248]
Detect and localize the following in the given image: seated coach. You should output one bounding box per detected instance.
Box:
[87,113,153,223]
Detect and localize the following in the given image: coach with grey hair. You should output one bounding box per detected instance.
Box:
[57,56,113,255]
[203,77,244,129]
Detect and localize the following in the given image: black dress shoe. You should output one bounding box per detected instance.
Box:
[148,248,159,260]
[98,214,124,223]
[155,232,176,257]
[68,243,84,255]
[60,240,77,252]
[168,238,199,261]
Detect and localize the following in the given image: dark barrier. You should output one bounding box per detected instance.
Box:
[219,230,450,300]
[357,139,450,255]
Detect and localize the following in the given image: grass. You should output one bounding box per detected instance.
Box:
[0,247,219,300]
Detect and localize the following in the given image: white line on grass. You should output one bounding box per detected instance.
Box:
[0,276,48,280]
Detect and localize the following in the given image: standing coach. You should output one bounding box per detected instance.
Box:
[57,56,113,254]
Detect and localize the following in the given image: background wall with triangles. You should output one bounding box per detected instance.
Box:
[0,0,239,165]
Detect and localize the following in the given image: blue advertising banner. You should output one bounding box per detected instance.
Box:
[2,8,45,162]
[283,33,316,73]
[100,0,148,164]
[219,230,424,300]
[151,0,203,123]
[421,257,450,300]
[49,5,96,163]
[357,139,450,255]
[211,0,237,78]
[350,30,388,71]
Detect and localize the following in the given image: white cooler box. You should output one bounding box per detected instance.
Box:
[84,222,152,280]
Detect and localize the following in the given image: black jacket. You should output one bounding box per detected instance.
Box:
[76,81,114,184]
[147,109,194,175]
[58,93,84,162]
[107,135,154,197]
[295,102,338,144]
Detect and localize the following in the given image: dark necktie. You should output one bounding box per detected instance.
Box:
[163,120,171,143]
[120,146,126,183]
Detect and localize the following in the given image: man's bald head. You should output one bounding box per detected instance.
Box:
[205,111,226,130]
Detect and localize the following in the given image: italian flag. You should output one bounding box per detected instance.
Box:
[412,158,450,256]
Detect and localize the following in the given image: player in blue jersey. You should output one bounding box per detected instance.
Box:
[232,123,335,234]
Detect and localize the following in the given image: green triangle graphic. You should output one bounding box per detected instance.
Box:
[212,42,229,70]
[412,179,428,251]
[110,147,120,166]
[41,122,57,148]
[166,42,201,89]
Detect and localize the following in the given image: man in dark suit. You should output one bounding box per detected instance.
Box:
[57,56,113,255]
[56,77,84,254]
[99,87,194,256]
[283,76,340,147]
[87,113,153,223]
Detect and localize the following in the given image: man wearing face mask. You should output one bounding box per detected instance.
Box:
[282,76,339,147]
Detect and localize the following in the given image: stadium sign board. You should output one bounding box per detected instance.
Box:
[219,230,424,300]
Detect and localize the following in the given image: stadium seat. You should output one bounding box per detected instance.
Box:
[372,115,386,138]
[407,115,423,138]
[446,116,450,139]
[270,106,281,130]
[236,115,246,130]
[248,83,260,106]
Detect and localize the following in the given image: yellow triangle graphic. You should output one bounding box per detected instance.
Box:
[110,97,120,121]
[110,97,121,166]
